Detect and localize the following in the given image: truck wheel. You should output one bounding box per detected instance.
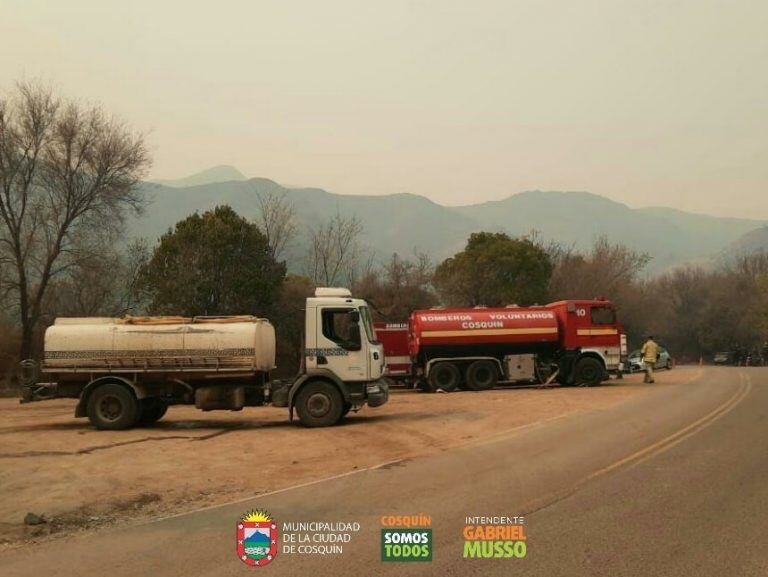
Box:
[86,384,140,430]
[295,381,344,427]
[416,379,433,392]
[465,360,498,391]
[574,357,605,386]
[138,398,168,425]
[428,362,460,392]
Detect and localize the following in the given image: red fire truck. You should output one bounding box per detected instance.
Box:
[408,299,626,391]
[374,322,413,386]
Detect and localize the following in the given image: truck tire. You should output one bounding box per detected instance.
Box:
[138,398,168,425]
[416,379,433,392]
[294,381,344,427]
[428,362,460,392]
[465,360,498,391]
[574,357,605,386]
[86,383,140,430]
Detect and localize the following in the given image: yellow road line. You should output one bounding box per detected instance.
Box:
[523,372,752,515]
[589,372,752,478]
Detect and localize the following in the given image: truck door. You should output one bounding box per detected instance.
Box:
[359,305,384,380]
[316,307,368,382]
[580,304,621,368]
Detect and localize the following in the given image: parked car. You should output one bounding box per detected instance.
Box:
[713,351,737,365]
[627,347,673,373]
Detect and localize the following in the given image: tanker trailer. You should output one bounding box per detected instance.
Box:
[409,299,626,391]
[20,288,389,429]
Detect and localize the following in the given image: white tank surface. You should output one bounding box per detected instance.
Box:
[42,316,276,373]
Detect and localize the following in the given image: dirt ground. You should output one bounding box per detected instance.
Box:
[0,367,700,548]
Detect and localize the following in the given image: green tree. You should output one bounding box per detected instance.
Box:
[140,206,285,316]
[434,232,552,307]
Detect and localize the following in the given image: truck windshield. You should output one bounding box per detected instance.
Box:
[591,306,616,325]
[359,306,378,343]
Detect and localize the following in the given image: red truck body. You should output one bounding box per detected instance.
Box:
[409,307,559,353]
[408,299,625,391]
[374,322,412,382]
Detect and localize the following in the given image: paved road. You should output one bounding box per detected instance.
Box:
[4,367,767,576]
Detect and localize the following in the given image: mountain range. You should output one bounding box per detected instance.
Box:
[132,166,768,274]
[727,225,768,256]
[149,165,247,188]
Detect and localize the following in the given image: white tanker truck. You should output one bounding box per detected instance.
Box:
[20,288,389,429]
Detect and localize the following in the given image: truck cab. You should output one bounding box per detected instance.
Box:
[548,299,627,382]
[289,288,389,426]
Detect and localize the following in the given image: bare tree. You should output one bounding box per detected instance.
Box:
[43,238,151,320]
[0,82,150,358]
[44,256,120,318]
[254,187,296,261]
[304,212,364,286]
[353,251,436,320]
[755,274,768,344]
[0,253,11,307]
[548,236,650,300]
[726,251,768,279]
[115,238,152,315]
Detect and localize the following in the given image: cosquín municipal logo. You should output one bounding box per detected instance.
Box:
[237,510,278,567]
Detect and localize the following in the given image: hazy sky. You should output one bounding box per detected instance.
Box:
[2,0,767,218]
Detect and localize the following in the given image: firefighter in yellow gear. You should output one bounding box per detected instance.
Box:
[641,336,660,383]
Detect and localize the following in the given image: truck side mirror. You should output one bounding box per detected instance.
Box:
[344,340,362,352]
[343,323,362,351]
[342,310,362,351]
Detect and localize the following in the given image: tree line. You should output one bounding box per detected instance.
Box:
[1,82,767,384]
